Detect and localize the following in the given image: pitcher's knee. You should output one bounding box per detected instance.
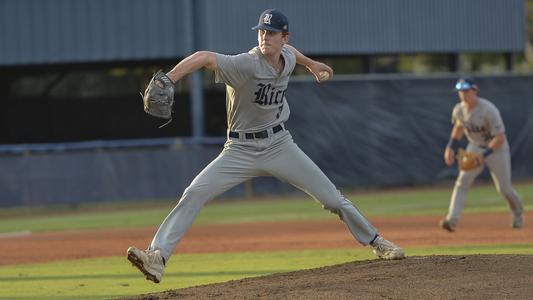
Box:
[322,204,343,220]
[321,196,351,220]
[180,185,211,206]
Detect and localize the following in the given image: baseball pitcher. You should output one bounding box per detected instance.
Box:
[441,77,524,232]
[128,9,404,283]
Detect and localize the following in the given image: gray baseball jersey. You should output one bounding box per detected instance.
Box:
[451,97,505,147]
[445,97,523,225]
[214,46,292,132]
[148,45,379,261]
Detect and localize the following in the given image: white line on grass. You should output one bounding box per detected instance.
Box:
[0,230,32,238]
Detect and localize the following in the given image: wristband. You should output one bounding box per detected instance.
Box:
[446,138,459,149]
[482,148,493,157]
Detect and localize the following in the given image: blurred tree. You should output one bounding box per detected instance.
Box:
[461,53,506,73]
[513,0,533,72]
[401,54,452,73]
[526,0,533,67]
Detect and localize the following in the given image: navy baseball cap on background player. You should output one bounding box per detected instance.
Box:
[454,77,478,91]
[251,9,289,33]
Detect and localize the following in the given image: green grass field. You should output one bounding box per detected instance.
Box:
[0,181,531,299]
[1,181,532,233]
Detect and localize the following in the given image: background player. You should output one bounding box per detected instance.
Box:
[441,77,524,232]
[127,9,404,283]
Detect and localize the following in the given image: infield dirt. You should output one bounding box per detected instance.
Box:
[1,212,531,265]
[2,212,532,299]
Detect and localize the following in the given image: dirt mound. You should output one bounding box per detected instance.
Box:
[121,255,533,300]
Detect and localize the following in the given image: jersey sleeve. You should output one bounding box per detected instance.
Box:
[486,104,505,135]
[214,53,255,88]
[451,104,462,125]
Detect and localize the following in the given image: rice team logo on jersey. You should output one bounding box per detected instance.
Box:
[253,83,286,107]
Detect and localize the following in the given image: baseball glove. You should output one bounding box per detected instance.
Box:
[456,148,483,171]
[142,70,175,127]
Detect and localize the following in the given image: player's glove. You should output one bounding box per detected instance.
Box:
[456,148,483,171]
[142,70,175,127]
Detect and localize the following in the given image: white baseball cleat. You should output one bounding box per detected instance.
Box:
[127,246,165,283]
[371,236,405,260]
[512,214,523,229]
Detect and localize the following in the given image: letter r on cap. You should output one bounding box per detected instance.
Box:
[263,14,272,24]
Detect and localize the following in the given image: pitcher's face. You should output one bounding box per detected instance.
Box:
[257,30,288,56]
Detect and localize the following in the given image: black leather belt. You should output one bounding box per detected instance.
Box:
[229,124,283,140]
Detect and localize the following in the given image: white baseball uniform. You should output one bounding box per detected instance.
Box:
[446,97,523,224]
[149,45,378,261]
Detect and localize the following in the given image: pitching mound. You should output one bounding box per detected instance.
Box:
[122,254,533,299]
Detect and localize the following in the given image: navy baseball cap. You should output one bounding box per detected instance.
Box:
[251,9,289,32]
[454,77,478,91]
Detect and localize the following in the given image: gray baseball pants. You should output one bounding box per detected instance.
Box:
[446,142,523,224]
[150,129,378,261]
